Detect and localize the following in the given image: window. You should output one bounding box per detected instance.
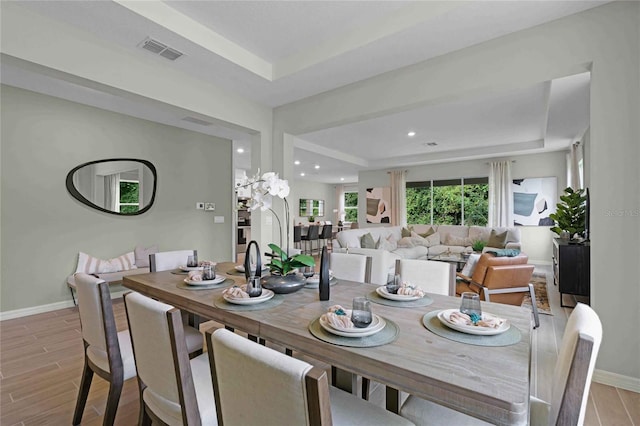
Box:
[119,179,140,213]
[406,178,488,226]
[344,191,358,222]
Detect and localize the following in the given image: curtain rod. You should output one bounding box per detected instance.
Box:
[485,160,516,165]
[387,170,408,173]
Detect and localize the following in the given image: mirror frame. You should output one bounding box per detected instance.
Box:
[65,158,157,216]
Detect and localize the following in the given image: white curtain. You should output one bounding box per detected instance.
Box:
[390,170,407,226]
[335,184,345,222]
[104,173,120,211]
[488,161,513,227]
[569,142,583,190]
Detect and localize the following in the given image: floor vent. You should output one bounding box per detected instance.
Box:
[139,37,183,61]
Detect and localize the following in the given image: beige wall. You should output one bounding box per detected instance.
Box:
[0,85,233,311]
[290,179,337,225]
[274,2,640,383]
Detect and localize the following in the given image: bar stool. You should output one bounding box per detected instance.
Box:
[301,224,319,255]
[319,224,333,251]
[293,225,303,251]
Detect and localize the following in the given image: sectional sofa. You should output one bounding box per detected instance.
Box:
[332,224,521,285]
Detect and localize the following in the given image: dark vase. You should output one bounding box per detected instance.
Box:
[244,240,262,283]
[261,273,306,294]
[319,246,330,301]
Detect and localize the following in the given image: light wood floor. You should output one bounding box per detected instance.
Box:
[1,266,638,425]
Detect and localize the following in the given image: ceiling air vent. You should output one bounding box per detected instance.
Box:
[422,142,438,147]
[182,117,212,126]
[139,37,184,61]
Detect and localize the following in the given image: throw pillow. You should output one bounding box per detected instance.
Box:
[401,226,414,238]
[134,244,158,268]
[460,253,481,277]
[360,232,377,249]
[75,251,137,274]
[445,234,472,247]
[410,231,440,247]
[418,227,436,238]
[378,234,398,251]
[397,236,415,248]
[487,230,508,248]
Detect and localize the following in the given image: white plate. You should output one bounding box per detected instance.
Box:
[223,289,274,305]
[376,286,422,301]
[319,312,386,337]
[234,264,269,273]
[305,275,337,288]
[183,275,226,286]
[180,265,203,272]
[437,309,510,336]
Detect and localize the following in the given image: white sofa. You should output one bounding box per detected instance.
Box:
[332,224,521,284]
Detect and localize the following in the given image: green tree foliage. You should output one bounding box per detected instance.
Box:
[407,183,488,226]
[344,192,358,222]
[549,187,586,238]
[119,181,139,213]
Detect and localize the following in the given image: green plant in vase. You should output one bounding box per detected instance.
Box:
[472,240,486,253]
[266,243,315,275]
[549,187,586,241]
[308,216,315,223]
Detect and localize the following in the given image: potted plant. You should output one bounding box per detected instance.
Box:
[262,243,315,293]
[472,240,486,253]
[549,187,587,243]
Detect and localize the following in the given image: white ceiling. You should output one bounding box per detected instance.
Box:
[1,1,599,183]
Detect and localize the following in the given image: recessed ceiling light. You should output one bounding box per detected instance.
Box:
[314,165,320,169]
[340,177,345,181]
[407,131,416,137]
[236,148,244,153]
[294,160,300,165]
[300,172,305,177]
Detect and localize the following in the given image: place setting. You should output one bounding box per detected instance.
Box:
[302,267,338,289]
[214,276,284,311]
[171,255,206,275]
[308,298,399,347]
[422,292,522,346]
[226,263,269,276]
[177,263,234,290]
[366,274,433,307]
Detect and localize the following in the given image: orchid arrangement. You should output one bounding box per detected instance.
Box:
[236,170,315,274]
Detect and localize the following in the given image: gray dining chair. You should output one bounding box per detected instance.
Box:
[206,328,414,426]
[395,259,456,296]
[399,303,602,425]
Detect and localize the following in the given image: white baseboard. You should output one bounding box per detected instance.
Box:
[531,260,552,266]
[0,290,127,321]
[593,369,640,393]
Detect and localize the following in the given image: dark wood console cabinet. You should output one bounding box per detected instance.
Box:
[552,238,590,307]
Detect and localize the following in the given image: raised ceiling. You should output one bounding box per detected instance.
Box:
[1,1,600,183]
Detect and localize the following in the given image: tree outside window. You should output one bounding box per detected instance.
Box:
[344,191,358,222]
[119,180,140,213]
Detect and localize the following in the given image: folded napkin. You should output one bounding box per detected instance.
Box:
[396,283,425,297]
[222,285,249,299]
[485,249,521,257]
[187,271,203,281]
[449,311,505,328]
[199,260,215,266]
[323,305,354,329]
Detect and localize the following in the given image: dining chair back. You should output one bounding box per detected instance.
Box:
[302,225,320,255]
[395,259,455,296]
[73,273,137,426]
[205,328,414,426]
[124,292,217,426]
[149,249,197,272]
[293,225,303,250]
[399,303,602,426]
[319,224,333,250]
[330,252,372,283]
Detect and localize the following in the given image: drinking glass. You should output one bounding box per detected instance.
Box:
[351,297,372,328]
[302,266,315,278]
[187,255,197,267]
[202,264,215,281]
[246,276,263,298]
[460,292,482,317]
[386,273,402,294]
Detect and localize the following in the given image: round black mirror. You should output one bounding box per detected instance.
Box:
[66,158,157,216]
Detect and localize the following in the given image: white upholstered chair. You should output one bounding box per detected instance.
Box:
[206,328,414,426]
[73,273,137,426]
[149,249,197,272]
[124,291,217,425]
[330,252,372,283]
[400,303,602,426]
[395,259,455,296]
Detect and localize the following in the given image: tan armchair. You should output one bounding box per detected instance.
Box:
[456,252,539,328]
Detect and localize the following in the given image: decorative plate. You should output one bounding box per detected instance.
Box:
[183,275,226,286]
[223,289,275,305]
[234,264,269,273]
[437,309,510,336]
[375,286,422,301]
[319,312,386,337]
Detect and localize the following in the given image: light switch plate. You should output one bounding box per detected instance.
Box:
[214,216,224,223]
[205,202,215,211]
[196,202,205,210]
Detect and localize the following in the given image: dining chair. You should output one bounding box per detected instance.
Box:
[395,259,455,296]
[302,225,320,255]
[149,249,197,272]
[399,303,602,426]
[205,328,414,426]
[123,291,217,425]
[330,252,372,283]
[73,273,137,426]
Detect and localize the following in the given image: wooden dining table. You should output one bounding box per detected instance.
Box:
[123,262,532,425]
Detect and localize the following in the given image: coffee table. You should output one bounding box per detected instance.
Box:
[427,252,469,271]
